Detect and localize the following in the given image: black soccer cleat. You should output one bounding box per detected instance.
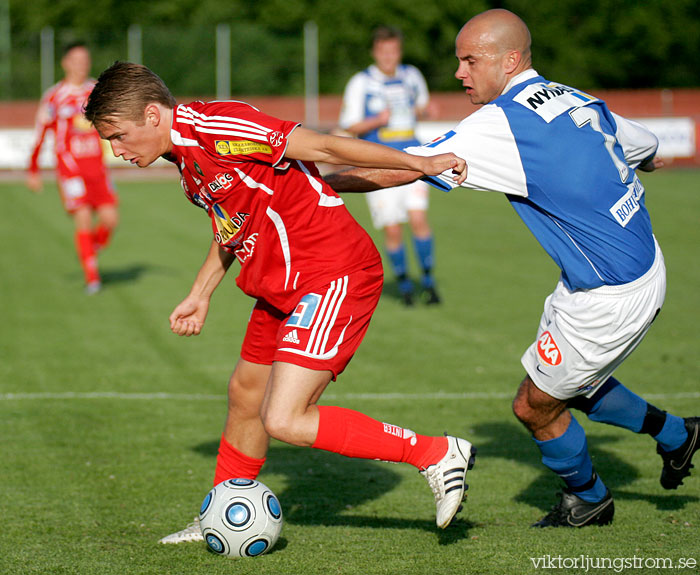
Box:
[658,417,700,489]
[422,286,441,305]
[532,488,614,528]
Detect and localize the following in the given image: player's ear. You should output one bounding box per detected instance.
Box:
[504,49,521,74]
[144,104,161,127]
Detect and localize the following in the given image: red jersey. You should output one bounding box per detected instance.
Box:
[170,100,381,313]
[28,79,108,179]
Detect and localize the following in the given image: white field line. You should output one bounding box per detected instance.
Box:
[1,391,699,401]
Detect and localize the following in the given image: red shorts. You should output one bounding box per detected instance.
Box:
[58,172,118,213]
[240,263,383,379]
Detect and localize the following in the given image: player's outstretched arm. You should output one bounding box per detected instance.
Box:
[285,127,466,183]
[323,167,418,193]
[169,240,235,337]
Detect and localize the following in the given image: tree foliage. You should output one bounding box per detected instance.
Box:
[7,0,700,98]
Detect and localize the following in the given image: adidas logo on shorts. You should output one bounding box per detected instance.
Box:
[282,329,300,344]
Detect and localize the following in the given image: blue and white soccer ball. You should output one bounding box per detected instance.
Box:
[199,478,283,558]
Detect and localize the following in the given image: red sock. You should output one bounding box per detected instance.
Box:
[312,405,448,470]
[92,225,112,251]
[75,230,99,285]
[214,434,266,486]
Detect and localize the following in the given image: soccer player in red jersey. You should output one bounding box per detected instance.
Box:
[27,42,118,294]
[84,62,474,539]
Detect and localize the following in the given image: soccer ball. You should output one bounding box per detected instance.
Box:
[199,478,283,558]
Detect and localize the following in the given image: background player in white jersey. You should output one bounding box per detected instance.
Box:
[326,9,699,527]
[339,26,440,305]
[84,62,473,542]
[27,42,118,294]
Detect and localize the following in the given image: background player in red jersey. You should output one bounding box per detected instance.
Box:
[27,42,118,294]
[84,62,474,540]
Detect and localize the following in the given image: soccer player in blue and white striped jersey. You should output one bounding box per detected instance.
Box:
[326,9,699,528]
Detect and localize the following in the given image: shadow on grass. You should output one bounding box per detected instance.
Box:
[472,421,699,512]
[101,263,151,284]
[193,440,472,543]
[381,278,408,304]
[68,262,178,286]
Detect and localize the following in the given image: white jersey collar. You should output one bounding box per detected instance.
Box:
[501,69,539,96]
[368,64,399,81]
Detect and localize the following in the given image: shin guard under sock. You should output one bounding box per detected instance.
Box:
[534,416,608,503]
[573,377,688,452]
[213,434,266,486]
[75,230,99,284]
[312,405,447,470]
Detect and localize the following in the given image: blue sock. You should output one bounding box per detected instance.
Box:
[412,236,434,289]
[580,377,688,452]
[655,415,689,453]
[586,379,647,432]
[386,245,412,294]
[534,416,608,503]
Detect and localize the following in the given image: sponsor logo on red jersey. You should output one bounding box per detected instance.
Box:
[208,173,235,193]
[233,232,258,263]
[212,203,250,245]
[215,140,272,156]
[268,131,284,147]
[537,331,562,366]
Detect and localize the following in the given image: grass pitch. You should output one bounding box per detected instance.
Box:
[0,169,698,574]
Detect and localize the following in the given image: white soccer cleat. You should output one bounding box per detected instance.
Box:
[420,435,476,529]
[85,281,101,295]
[158,517,204,544]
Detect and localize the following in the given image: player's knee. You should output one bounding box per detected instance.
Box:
[227,396,259,421]
[512,393,532,425]
[105,215,119,230]
[408,215,430,237]
[227,378,262,419]
[513,378,534,423]
[384,224,403,247]
[512,384,547,431]
[513,400,553,435]
[98,205,119,228]
[260,408,296,444]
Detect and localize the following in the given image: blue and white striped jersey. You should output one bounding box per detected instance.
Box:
[406,70,659,290]
[340,64,429,150]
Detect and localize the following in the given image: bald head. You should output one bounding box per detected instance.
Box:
[461,9,531,63]
[454,9,532,104]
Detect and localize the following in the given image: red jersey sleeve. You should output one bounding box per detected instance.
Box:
[174,101,299,167]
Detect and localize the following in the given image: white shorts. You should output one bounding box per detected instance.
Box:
[365,180,430,229]
[522,238,666,400]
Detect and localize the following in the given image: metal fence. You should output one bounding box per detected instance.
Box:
[4,23,315,103]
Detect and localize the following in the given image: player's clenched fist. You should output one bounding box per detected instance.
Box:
[169,295,210,337]
[419,153,467,184]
